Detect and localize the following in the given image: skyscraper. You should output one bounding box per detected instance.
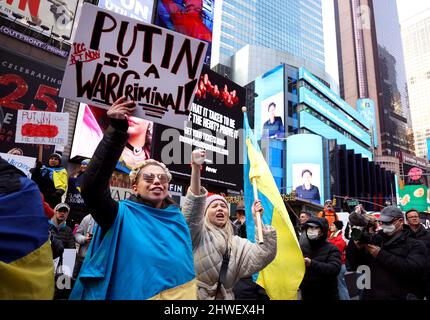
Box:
[212,0,325,70]
[401,9,430,159]
[334,0,413,158]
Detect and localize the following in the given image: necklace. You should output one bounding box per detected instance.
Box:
[126,142,143,155]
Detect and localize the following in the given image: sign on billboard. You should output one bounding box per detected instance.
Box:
[0,0,79,38]
[156,0,214,65]
[399,185,430,213]
[152,65,245,189]
[0,48,65,160]
[98,0,155,23]
[60,3,207,130]
[15,110,69,146]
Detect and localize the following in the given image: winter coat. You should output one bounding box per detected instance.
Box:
[48,220,75,249]
[404,224,430,298]
[66,173,90,228]
[182,189,277,300]
[300,217,341,300]
[328,230,347,264]
[346,229,426,300]
[74,214,95,259]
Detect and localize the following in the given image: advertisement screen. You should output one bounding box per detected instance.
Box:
[0,48,64,161]
[0,0,79,38]
[70,103,153,174]
[254,65,284,141]
[399,185,430,213]
[98,0,155,23]
[286,134,324,205]
[156,0,214,65]
[357,98,378,147]
[292,163,321,205]
[152,65,245,189]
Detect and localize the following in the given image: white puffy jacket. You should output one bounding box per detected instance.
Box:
[182,188,277,300]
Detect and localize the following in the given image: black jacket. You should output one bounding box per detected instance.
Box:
[299,217,341,300]
[49,222,75,249]
[404,224,430,298]
[81,118,176,234]
[346,229,426,300]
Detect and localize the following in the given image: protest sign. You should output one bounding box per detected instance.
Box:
[15,110,69,146]
[0,153,36,177]
[59,3,207,129]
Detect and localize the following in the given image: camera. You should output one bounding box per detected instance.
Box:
[348,205,380,245]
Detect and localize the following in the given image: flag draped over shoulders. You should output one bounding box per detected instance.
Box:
[243,111,305,300]
[70,200,196,300]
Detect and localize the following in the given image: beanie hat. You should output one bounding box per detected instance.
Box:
[333,220,344,230]
[49,153,62,163]
[205,194,229,214]
[81,158,90,165]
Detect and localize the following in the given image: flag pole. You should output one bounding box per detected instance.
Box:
[242,106,264,244]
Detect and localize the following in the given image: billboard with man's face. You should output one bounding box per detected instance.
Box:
[254,65,285,141]
[292,163,321,205]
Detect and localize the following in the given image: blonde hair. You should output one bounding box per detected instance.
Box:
[129,159,172,185]
[204,207,236,254]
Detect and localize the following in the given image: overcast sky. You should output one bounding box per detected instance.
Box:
[396,0,430,22]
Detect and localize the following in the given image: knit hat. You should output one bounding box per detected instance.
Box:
[81,158,90,165]
[333,220,344,231]
[49,153,62,163]
[205,194,229,214]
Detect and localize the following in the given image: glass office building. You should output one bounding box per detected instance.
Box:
[213,0,325,69]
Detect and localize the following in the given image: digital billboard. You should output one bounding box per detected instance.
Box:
[399,185,430,213]
[0,48,64,161]
[357,98,378,148]
[98,0,155,23]
[152,65,245,189]
[156,0,215,65]
[70,103,153,174]
[286,134,324,205]
[0,0,79,39]
[254,65,284,141]
[299,87,371,146]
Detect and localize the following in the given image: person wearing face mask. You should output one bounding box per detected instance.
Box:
[182,150,277,300]
[70,97,198,300]
[346,206,426,300]
[299,217,341,300]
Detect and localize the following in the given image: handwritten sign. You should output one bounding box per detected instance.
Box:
[15,110,69,146]
[0,153,36,178]
[59,3,207,129]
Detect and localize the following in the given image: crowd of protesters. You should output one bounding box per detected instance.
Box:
[1,97,430,301]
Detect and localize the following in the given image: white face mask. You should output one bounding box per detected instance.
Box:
[307,229,320,240]
[381,223,396,235]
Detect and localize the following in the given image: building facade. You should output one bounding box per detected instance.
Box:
[401,9,430,159]
[334,0,413,158]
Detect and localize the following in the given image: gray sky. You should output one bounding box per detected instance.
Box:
[396,0,430,22]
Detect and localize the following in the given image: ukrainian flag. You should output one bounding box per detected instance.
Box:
[243,110,305,300]
[0,175,54,299]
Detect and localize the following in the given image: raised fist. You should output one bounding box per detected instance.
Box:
[191,149,206,166]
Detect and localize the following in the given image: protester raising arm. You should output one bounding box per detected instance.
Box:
[81,97,136,231]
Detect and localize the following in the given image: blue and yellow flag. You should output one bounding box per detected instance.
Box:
[243,111,305,300]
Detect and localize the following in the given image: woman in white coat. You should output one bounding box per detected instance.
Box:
[183,150,277,300]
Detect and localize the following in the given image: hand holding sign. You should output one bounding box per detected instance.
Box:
[107,96,136,120]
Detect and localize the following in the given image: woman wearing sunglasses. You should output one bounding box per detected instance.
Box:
[70,97,198,300]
